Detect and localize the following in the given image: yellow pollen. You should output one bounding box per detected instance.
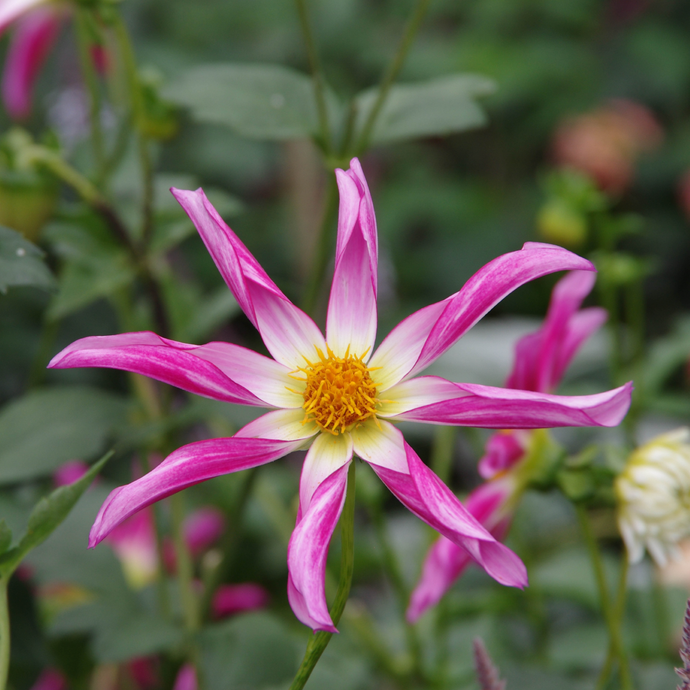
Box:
[298,346,379,435]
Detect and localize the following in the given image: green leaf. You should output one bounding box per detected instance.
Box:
[200,612,300,690]
[0,387,127,484]
[0,225,56,293]
[163,63,338,141]
[354,74,495,146]
[0,451,111,576]
[0,521,11,555]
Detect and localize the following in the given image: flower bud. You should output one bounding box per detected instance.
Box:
[616,428,690,565]
[537,199,588,248]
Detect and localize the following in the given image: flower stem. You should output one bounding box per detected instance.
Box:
[576,505,632,690]
[355,0,433,154]
[288,462,356,690]
[294,0,331,153]
[170,492,200,634]
[0,579,9,690]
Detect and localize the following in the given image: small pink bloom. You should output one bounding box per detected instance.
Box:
[212,582,270,619]
[163,506,225,571]
[173,665,196,690]
[49,159,632,632]
[409,269,608,621]
[53,460,90,487]
[106,508,158,589]
[30,669,67,690]
[127,657,159,690]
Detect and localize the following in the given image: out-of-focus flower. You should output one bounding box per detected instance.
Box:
[552,99,663,195]
[173,665,196,690]
[53,459,89,487]
[408,270,608,621]
[163,506,225,571]
[212,582,270,619]
[106,508,158,589]
[29,668,67,690]
[616,428,690,566]
[127,657,159,690]
[49,159,632,632]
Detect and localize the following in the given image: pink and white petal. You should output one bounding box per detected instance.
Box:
[48,332,267,407]
[0,0,45,33]
[236,408,319,442]
[386,378,633,429]
[350,418,408,473]
[191,341,304,408]
[299,431,353,511]
[90,435,305,547]
[370,442,527,587]
[2,6,62,119]
[370,243,594,390]
[326,162,378,359]
[287,462,350,632]
[377,376,462,417]
[171,188,325,368]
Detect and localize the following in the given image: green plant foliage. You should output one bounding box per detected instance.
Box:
[0,388,127,484]
[0,226,56,293]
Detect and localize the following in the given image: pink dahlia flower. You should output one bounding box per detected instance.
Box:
[407,270,608,621]
[48,159,631,632]
[0,0,68,119]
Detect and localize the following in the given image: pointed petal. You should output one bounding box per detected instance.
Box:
[287,462,350,632]
[350,418,408,473]
[171,188,326,368]
[2,6,62,119]
[90,433,306,546]
[380,376,633,429]
[0,0,46,33]
[235,408,319,442]
[326,160,378,359]
[370,441,527,588]
[370,243,594,390]
[48,332,289,407]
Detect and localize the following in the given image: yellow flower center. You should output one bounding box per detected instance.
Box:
[297,346,378,435]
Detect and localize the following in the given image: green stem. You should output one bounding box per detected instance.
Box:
[171,492,200,634]
[596,557,628,690]
[0,580,9,690]
[355,0,433,154]
[576,505,632,690]
[301,174,339,317]
[289,462,356,690]
[430,426,456,485]
[75,9,105,176]
[294,0,331,153]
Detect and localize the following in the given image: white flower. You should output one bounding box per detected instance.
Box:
[616,428,690,566]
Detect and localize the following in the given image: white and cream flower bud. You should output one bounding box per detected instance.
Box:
[616,428,690,566]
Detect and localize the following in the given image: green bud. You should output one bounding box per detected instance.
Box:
[537,199,588,248]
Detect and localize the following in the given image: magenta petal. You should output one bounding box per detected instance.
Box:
[388,377,633,428]
[0,0,46,34]
[171,188,325,368]
[48,332,274,407]
[172,665,196,690]
[2,6,62,119]
[372,442,527,588]
[287,462,350,632]
[89,436,303,546]
[370,243,594,388]
[477,431,527,479]
[184,507,225,557]
[326,159,378,359]
[212,583,270,619]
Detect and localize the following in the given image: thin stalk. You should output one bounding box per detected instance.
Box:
[355,0,433,154]
[75,9,105,176]
[0,579,9,690]
[430,426,456,485]
[288,462,356,690]
[170,492,200,634]
[576,505,632,690]
[301,174,339,317]
[294,0,331,153]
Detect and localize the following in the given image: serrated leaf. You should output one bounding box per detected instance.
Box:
[0,225,56,293]
[0,521,11,555]
[163,63,339,141]
[355,74,495,145]
[0,451,111,576]
[0,387,127,484]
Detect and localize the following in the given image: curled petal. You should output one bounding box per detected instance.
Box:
[48,332,301,408]
[2,6,62,119]
[171,187,326,368]
[327,159,378,360]
[380,376,633,429]
[370,440,527,588]
[370,243,594,390]
[287,462,350,632]
[90,434,306,547]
